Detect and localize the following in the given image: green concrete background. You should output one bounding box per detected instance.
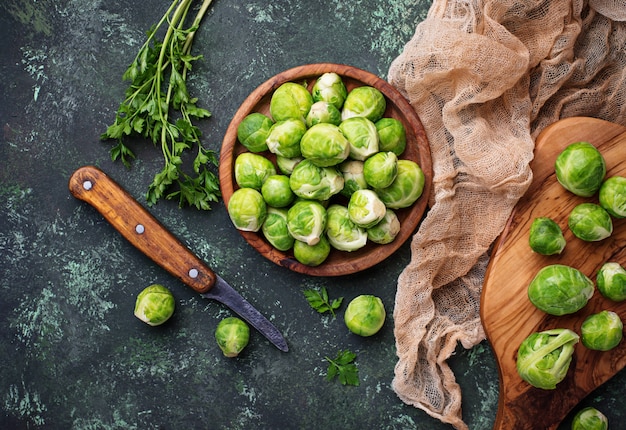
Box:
[0,0,623,428]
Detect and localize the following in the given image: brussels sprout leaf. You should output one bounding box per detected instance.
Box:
[325,350,359,386]
[303,287,343,317]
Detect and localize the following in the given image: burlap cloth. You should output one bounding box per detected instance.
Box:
[387,1,626,428]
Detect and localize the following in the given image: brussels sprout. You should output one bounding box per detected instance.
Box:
[516,328,579,390]
[262,207,294,251]
[555,141,606,197]
[344,295,386,336]
[341,86,386,122]
[234,152,277,190]
[293,235,331,266]
[339,116,379,161]
[596,262,626,301]
[571,407,609,430]
[228,187,267,232]
[367,208,401,244]
[134,284,175,326]
[311,72,348,110]
[363,151,398,189]
[375,159,425,209]
[215,317,250,358]
[348,189,387,229]
[287,199,327,245]
[325,204,368,252]
[237,112,273,152]
[265,118,306,158]
[527,264,594,316]
[568,203,612,242]
[276,155,303,175]
[261,174,295,208]
[300,123,350,167]
[339,160,368,197]
[305,101,342,127]
[581,310,623,351]
[528,217,566,255]
[270,82,313,122]
[289,159,344,201]
[599,175,626,218]
[375,117,406,156]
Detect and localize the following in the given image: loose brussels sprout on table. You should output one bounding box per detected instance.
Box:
[571,407,609,430]
[234,152,277,190]
[555,141,606,197]
[528,217,566,255]
[215,317,250,358]
[237,112,273,152]
[325,204,367,252]
[344,295,386,336]
[581,310,623,351]
[289,159,344,201]
[516,328,579,390]
[527,264,594,316]
[568,203,613,242]
[596,262,626,301]
[265,118,307,158]
[134,284,175,326]
[287,199,327,246]
[228,188,267,232]
[598,175,626,218]
[262,207,295,251]
[339,116,379,161]
[341,85,386,122]
[311,72,348,109]
[348,189,387,229]
[270,81,313,122]
[300,123,350,167]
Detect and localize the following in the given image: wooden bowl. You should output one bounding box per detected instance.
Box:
[219,63,432,276]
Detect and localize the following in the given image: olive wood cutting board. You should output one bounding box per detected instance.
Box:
[481,117,626,429]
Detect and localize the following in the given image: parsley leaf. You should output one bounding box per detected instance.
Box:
[325,350,359,386]
[303,287,343,318]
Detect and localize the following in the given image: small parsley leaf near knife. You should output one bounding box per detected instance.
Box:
[101,0,220,210]
[325,350,359,386]
[303,287,343,318]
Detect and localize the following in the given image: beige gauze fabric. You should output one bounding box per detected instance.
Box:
[388,0,626,428]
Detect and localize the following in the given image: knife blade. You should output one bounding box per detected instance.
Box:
[68,165,288,352]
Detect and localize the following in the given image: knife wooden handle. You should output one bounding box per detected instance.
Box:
[68,165,216,293]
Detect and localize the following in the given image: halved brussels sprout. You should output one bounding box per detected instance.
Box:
[581,310,623,351]
[311,72,348,110]
[516,328,579,390]
[367,208,401,244]
[375,159,425,209]
[305,101,342,127]
[375,117,406,156]
[568,203,612,242]
[234,152,276,190]
[134,284,175,326]
[262,207,294,251]
[527,264,594,316]
[528,217,566,255]
[287,199,327,245]
[348,189,386,229]
[237,112,273,152]
[289,159,344,201]
[344,295,386,336]
[598,175,626,218]
[341,86,386,122]
[276,155,303,175]
[339,116,379,161]
[339,160,368,197]
[215,317,250,358]
[261,174,295,208]
[293,235,331,266]
[265,118,306,158]
[300,123,350,167]
[596,262,626,301]
[363,151,398,189]
[228,187,267,232]
[555,141,606,197]
[571,407,609,430]
[270,82,313,122]
[325,204,368,252]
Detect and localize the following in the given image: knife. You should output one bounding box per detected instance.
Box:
[68,165,288,352]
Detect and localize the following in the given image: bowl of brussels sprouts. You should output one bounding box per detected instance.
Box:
[220,63,432,276]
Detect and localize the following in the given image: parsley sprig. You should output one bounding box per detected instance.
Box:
[325,350,359,386]
[101,0,220,210]
[303,287,343,318]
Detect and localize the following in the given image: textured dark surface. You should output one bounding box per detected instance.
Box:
[0,1,622,429]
